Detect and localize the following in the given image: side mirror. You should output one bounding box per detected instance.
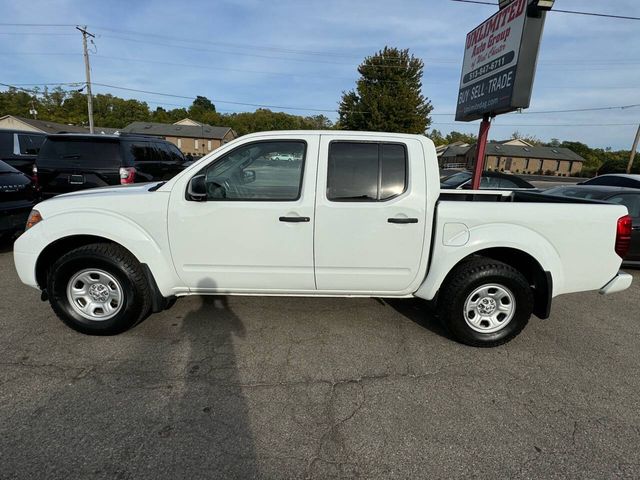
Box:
[242,169,256,184]
[187,174,207,201]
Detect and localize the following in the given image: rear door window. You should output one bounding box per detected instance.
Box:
[167,143,185,162]
[121,141,156,164]
[327,142,407,201]
[38,138,120,168]
[153,142,173,162]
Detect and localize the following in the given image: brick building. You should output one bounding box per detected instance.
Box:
[121,119,237,156]
[438,139,585,176]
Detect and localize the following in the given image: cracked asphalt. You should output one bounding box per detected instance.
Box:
[1,244,639,479]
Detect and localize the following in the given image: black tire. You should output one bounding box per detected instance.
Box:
[47,243,152,335]
[438,257,533,348]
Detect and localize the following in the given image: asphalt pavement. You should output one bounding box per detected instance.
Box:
[1,245,639,479]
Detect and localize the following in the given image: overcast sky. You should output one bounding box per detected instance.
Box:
[1,0,638,148]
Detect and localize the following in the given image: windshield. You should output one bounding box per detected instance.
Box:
[0,161,17,173]
[441,172,471,187]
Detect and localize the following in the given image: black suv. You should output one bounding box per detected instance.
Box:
[0,129,47,176]
[0,160,36,241]
[35,134,187,198]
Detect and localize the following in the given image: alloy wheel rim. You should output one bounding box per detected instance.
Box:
[66,269,123,321]
[463,283,516,334]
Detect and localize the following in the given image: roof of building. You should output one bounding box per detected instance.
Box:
[0,115,98,134]
[438,141,586,163]
[439,144,473,158]
[121,121,234,139]
[485,143,586,162]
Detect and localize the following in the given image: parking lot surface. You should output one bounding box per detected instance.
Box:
[1,246,639,479]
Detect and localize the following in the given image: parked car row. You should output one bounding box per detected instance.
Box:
[0,129,189,240]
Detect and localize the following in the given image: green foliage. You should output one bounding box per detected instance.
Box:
[338,47,432,134]
[444,131,477,145]
[511,130,543,146]
[0,89,334,134]
[427,129,446,146]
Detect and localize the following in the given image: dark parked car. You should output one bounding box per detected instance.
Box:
[0,129,47,176]
[579,174,640,189]
[440,170,536,190]
[35,134,187,198]
[545,185,640,265]
[0,160,36,241]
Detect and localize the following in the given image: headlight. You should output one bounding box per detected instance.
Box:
[25,210,43,230]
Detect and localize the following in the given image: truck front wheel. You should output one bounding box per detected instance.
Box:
[438,258,533,347]
[46,243,152,335]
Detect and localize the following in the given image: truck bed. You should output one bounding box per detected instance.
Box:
[439,189,607,205]
[432,189,627,298]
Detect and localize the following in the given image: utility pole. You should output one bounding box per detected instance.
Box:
[76,25,95,133]
[627,124,640,174]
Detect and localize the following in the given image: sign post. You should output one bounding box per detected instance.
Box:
[455,0,548,188]
[471,115,492,189]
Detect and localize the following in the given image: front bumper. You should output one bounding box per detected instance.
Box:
[599,271,633,295]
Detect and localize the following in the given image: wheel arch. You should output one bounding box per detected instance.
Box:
[458,247,552,319]
[415,244,558,319]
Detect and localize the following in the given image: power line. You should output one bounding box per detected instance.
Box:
[91,82,347,113]
[433,122,638,127]
[0,32,76,36]
[0,23,78,27]
[4,80,639,119]
[449,0,640,21]
[431,103,640,116]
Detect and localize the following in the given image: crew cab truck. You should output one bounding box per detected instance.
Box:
[13,131,634,347]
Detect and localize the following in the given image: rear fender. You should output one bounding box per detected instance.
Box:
[414,223,564,301]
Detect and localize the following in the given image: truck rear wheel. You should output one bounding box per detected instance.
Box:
[47,243,151,335]
[438,258,533,347]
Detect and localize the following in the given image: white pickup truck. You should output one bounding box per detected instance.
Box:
[14,131,633,347]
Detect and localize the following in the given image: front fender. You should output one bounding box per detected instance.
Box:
[413,223,564,301]
[14,209,185,297]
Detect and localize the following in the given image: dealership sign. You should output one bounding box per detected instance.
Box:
[455,0,547,122]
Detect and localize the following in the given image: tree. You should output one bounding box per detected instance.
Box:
[445,131,477,145]
[192,95,216,112]
[338,47,432,134]
[511,131,543,146]
[427,129,446,146]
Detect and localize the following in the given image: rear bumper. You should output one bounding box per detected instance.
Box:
[599,271,633,295]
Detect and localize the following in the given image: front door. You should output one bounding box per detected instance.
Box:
[314,135,427,294]
[168,136,318,292]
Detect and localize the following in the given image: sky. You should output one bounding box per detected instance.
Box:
[0,0,638,149]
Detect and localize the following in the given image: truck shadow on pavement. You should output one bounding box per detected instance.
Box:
[384,297,454,341]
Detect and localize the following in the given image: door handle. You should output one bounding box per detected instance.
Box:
[388,217,418,224]
[279,216,310,223]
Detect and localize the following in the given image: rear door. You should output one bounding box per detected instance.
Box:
[36,137,121,197]
[120,140,158,182]
[166,142,187,178]
[314,135,427,293]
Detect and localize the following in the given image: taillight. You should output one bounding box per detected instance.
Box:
[119,167,136,185]
[32,164,38,187]
[615,215,632,259]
